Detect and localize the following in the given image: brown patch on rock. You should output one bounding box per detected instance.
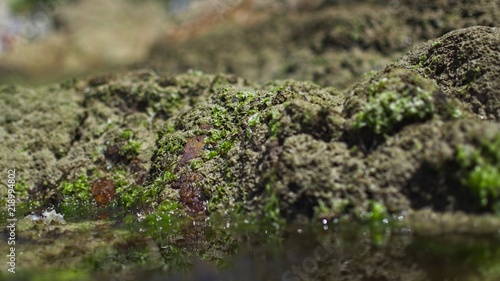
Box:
[177,135,207,169]
[199,123,213,130]
[172,172,207,215]
[129,158,147,185]
[179,178,207,215]
[104,144,123,164]
[170,133,209,215]
[91,178,116,206]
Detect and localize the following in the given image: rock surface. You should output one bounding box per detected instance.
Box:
[1,26,499,225]
[0,3,500,279]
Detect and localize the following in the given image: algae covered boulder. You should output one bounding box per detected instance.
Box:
[1,26,499,225]
[1,23,500,281]
[394,26,500,120]
[143,26,500,222]
[146,77,345,221]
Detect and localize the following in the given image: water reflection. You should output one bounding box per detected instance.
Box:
[117,220,500,281]
[7,213,500,281]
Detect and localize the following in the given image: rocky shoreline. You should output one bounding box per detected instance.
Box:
[1,26,499,229]
[0,2,499,279]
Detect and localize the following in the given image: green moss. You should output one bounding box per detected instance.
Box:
[59,174,92,202]
[118,130,141,159]
[247,112,261,127]
[157,135,185,155]
[141,180,163,205]
[267,110,282,138]
[58,174,96,219]
[162,170,177,183]
[188,159,204,170]
[262,173,284,227]
[114,174,145,209]
[219,139,234,155]
[8,0,40,13]
[419,55,428,66]
[209,185,229,210]
[211,105,229,129]
[314,198,350,219]
[15,177,30,201]
[208,150,219,160]
[207,139,235,159]
[353,77,436,136]
[121,129,134,139]
[369,201,388,222]
[235,90,258,110]
[431,40,442,48]
[119,140,141,158]
[116,186,140,209]
[12,178,40,213]
[456,134,500,210]
[246,113,261,137]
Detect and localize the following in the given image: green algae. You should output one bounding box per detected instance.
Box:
[456,133,500,211]
[0,7,499,281]
[1,65,496,227]
[394,27,500,121]
[262,172,285,227]
[346,68,464,149]
[147,78,346,221]
[353,78,435,135]
[58,174,97,220]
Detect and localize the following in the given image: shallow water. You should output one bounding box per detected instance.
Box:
[5,213,500,281]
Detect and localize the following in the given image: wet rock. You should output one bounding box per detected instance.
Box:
[1,26,499,227]
[91,178,116,206]
[394,26,500,120]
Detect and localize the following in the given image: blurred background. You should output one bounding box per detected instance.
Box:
[0,0,498,88]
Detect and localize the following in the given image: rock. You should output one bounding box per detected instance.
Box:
[1,24,499,228]
[394,26,500,120]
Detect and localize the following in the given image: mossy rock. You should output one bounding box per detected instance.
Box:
[1,26,500,226]
[343,67,463,147]
[394,26,500,120]
[147,79,345,220]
